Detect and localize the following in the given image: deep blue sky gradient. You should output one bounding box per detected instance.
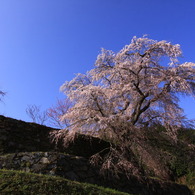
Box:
[0,0,194,122]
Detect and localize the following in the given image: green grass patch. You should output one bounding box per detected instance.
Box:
[0,169,131,195]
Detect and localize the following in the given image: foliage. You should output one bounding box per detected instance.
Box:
[177,172,195,194]
[146,127,194,177]
[0,169,131,195]
[178,129,195,145]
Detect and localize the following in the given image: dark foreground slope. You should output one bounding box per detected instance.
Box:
[0,115,194,195]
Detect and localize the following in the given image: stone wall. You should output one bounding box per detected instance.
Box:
[0,115,55,153]
[0,151,191,195]
[0,152,99,184]
[0,115,110,157]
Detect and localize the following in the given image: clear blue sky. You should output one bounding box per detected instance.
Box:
[0,0,194,123]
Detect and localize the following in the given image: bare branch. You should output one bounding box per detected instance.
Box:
[47,98,72,129]
[0,91,5,101]
[26,105,48,125]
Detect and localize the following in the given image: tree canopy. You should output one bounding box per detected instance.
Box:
[59,36,195,142]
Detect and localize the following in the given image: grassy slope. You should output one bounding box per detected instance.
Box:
[0,169,131,195]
